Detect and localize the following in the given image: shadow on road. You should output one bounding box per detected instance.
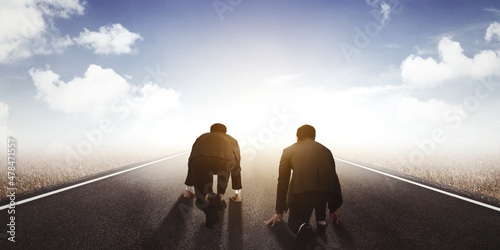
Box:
[193,208,225,247]
[141,195,194,249]
[228,200,243,249]
[332,223,355,249]
[267,223,294,249]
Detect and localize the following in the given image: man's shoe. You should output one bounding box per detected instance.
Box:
[294,223,313,249]
[207,193,222,208]
[316,222,327,235]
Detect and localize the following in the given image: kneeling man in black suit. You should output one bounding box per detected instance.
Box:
[265,124,343,248]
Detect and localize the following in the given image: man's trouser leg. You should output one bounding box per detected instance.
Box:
[288,192,329,234]
[315,201,327,223]
[190,156,233,211]
[288,193,314,234]
[216,159,235,195]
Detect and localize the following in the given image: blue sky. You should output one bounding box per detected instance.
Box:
[1,0,500,163]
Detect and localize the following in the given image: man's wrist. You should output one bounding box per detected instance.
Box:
[234,189,241,194]
[185,185,193,192]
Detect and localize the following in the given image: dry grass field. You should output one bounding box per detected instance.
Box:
[333,148,500,200]
[1,147,499,201]
[0,149,175,200]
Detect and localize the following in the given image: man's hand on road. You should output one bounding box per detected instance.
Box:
[264,213,284,226]
[183,190,195,199]
[330,211,343,224]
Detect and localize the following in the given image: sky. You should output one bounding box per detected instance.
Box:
[1,0,500,165]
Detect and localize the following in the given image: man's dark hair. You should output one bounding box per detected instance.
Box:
[297,124,315,140]
[210,123,227,133]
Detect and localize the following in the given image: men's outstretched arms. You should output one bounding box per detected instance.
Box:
[183,149,195,198]
[328,159,343,224]
[264,149,291,226]
[276,150,292,214]
[229,139,243,202]
[264,213,285,226]
[327,172,343,211]
[229,165,242,202]
[330,211,343,224]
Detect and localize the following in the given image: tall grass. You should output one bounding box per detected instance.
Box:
[0,149,174,200]
[333,148,500,200]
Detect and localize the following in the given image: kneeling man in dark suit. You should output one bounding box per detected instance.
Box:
[183,123,242,228]
[265,124,343,248]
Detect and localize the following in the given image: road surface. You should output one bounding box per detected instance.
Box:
[1,152,499,249]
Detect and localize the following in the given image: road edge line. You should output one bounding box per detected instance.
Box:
[0,151,189,211]
[336,158,500,213]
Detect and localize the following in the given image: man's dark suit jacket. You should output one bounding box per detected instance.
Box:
[185,132,242,190]
[276,139,343,214]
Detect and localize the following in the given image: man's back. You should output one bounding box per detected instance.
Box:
[266,125,343,243]
[190,132,240,161]
[283,139,337,195]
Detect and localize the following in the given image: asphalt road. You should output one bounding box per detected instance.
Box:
[1,152,499,249]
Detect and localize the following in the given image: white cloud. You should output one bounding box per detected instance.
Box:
[262,73,305,86]
[365,0,393,24]
[401,37,500,88]
[0,2,140,62]
[130,83,182,122]
[0,0,84,63]
[380,2,391,25]
[485,22,500,43]
[29,64,180,121]
[30,65,130,120]
[484,8,500,17]
[35,0,85,18]
[395,97,465,124]
[74,24,143,55]
[0,102,10,142]
[365,0,380,7]
[0,102,8,127]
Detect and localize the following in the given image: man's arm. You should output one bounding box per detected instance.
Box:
[183,140,198,198]
[276,149,292,214]
[327,156,343,211]
[327,166,343,222]
[230,140,242,190]
[229,160,242,202]
[184,148,195,186]
[229,139,242,202]
[184,160,193,186]
[327,178,343,224]
[265,149,291,226]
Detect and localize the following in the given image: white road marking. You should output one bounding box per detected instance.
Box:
[2,153,498,213]
[0,151,189,211]
[336,158,500,213]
